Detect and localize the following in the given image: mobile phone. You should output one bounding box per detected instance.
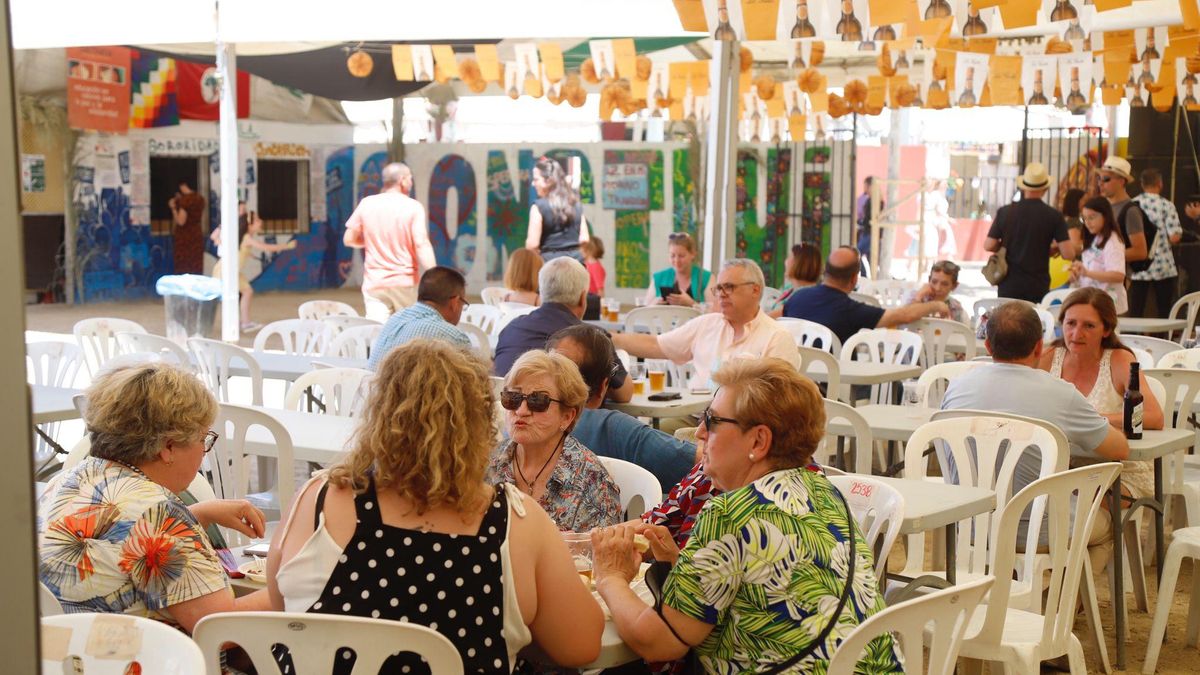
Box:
[659,284,681,298]
[647,392,682,401]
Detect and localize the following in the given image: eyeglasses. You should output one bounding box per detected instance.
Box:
[701,407,741,431]
[714,281,758,296]
[204,430,219,453]
[1099,176,1114,183]
[458,295,470,307]
[500,390,564,413]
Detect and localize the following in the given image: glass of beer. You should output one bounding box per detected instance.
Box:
[630,364,647,395]
[562,532,593,581]
[647,359,668,392]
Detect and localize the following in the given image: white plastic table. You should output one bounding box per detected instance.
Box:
[604,388,711,429]
[831,361,923,387]
[226,351,369,382]
[827,404,931,442]
[1117,317,1188,335]
[31,385,83,424]
[241,406,357,464]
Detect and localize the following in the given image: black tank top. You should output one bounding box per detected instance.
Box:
[535,198,582,253]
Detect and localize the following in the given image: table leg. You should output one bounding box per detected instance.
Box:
[1112,475,1126,671]
[945,523,957,585]
[1155,456,1165,586]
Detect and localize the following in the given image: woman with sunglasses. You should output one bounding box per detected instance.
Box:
[645,232,715,308]
[269,341,604,672]
[38,362,269,632]
[487,349,622,533]
[592,359,899,672]
[906,259,968,323]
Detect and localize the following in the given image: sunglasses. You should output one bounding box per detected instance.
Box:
[204,430,219,453]
[668,232,691,242]
[500,390,564,413]
[701,407,741,431]
[1099,176,1115,183]
[931,261,960,275]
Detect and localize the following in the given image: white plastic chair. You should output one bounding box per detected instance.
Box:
[73,317,147,376]
[298,299,358,321]
[798,346,842,399]
[323,315,380,337]
[253,318,331,355]
[1158,347,1200,369]
[849,291,882,307]
[828,474,905,582]
[1035,307,1057,342]
[1121,334,1182,367]
[1146,369,1200,531]
[840,329,923,405]
[777,317,842,354]
[188,337,264,406]
[457,321,493,362]
[494,304,539,337]
[38,581,62,616]
[480,286,508,307]
[1040,288,1073,319]
[760,286,782,311]
[623,305,700,335]
[972,297,1033,332]
[1168,290,1200,343]
[857,279,915,308]
[460,303,503,337]
[208,403,297,527]
[498,300,536,315]
[42,613,205,674]
[827,576,994,675]
[598,456,663,520]
[1131,347,1155,371]
[1143,526,1200,674]
[193,611,463,675]
[325,324,383,360]
[914,361,983,408]
[911,317,976,365]
[956,464,1120,675]
[821,399,876,474]
[284,367,373,417]
[116,331,192,369]
[26,340,84,387]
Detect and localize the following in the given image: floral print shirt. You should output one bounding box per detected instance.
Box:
[37,457,229,626]
[1132,192,1183,281]
[662,468,902,674]
[487,435,622,532]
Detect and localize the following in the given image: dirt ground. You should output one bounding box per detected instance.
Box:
[24,287,1200,674]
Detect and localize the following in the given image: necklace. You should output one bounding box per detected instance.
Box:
[513,435,564,495]
[109,458,151,481]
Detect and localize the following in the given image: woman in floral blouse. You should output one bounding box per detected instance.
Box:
[486,349,622,532]
[593,359,901,673]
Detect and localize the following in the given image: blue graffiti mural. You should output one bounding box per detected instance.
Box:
[76,186,170,302]
[428,154,477,273]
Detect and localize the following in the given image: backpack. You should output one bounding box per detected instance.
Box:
[1118,202,1156,273]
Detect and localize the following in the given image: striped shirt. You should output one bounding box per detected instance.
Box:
[368,302,471,370]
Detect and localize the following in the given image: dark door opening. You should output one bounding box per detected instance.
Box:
[150,156,204,236]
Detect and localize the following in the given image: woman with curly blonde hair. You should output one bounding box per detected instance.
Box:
[267,340,603,673]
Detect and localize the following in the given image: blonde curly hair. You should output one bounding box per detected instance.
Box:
[712,358,825,468]
[85,362,217,465]
[329,340,495,515]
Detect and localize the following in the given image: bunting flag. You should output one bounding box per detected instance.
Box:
[175,60,250,120]
[129,50,178,128]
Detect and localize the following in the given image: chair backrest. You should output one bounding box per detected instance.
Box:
[298,299,358,321]
[285,367,374,417]
[598,456,663,519]
[912,317,976,366]
[1157,347,1200,369]
[38,581,63,616]
[457,321,493,362]
[903,414,1068,577]
[848,291,882,307]
[798,346,841,397]
[821,399,874,474]
[187,338,264,405]
[1040,288,1073,319]
[826,576,994,675]
[857,279,914,308]
[493,304,539,336]
[480,286,508,307]
[777,317,842,354]
[971,297,1032,331]
[42,612,205,674]
[1034,307,1057,342]
[1131,347,1155,371]
[325,324,383,360]
[1169,289,1200,342]
[208,404,296,530]
[498,300,536,315]
[323,315,381,337]
[460,303,503,336]
[841,329,923,405]
[252,318,331,355]
[1120,334,1182,367]
[193,611,464,675]
[623,305,700,336]
[25,340,83,387]
[827,475,905,583]
[915,361,983,408]
[972,464,1120,656]
[116,331,193,370]
[72,317,147,376]
[760,286,782,311]
[1145,368,1200,499]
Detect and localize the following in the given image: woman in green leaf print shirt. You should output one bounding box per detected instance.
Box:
[593,358,902,673]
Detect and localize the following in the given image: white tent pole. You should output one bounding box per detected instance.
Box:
[702,39,738,274]
[218,39,240,342]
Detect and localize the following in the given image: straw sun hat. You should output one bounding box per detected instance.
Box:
[1015,163,1052,191]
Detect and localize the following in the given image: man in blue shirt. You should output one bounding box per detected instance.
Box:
[546,323,698,489]
[367,266,471,369]
[783,246,949,345]
[494,256,633,402]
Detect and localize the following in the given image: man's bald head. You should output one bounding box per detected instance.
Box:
[382,162,413,189]
[823,246,861,290]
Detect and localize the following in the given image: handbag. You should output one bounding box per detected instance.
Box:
[982,246,1008,285]
[644,489,857,674]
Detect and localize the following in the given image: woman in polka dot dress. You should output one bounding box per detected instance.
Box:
[266,340,604,673]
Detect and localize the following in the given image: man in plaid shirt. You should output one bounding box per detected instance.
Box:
[1131,168,1184,318]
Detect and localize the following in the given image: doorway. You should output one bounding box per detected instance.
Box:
[149,156,207,236]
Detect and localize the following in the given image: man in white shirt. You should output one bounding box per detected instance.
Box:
[613,259,799,385]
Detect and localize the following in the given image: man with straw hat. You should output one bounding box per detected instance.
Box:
[985,162,1077,303]
[1099,155,1150,267]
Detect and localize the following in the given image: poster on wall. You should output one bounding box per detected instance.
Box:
[21,154,45,193]
[602,163,650,210]
[67,47,131,132]
[614,210,650,289]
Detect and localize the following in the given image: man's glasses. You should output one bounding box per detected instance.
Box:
[500,390,564,413]
[714,281,757,296]
[458,295,470,307]
[1099,176,1114,183]
[701,407,740,431]
[204,430,219,453]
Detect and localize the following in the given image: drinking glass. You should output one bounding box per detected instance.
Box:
[561,532,593,579]
[901,379,921,407]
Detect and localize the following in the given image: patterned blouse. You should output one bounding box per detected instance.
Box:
[1132,192,1184,281]
[486,435,622,532]
[662,468,902,673]
[642,462,719,548]
[37,457,229,626]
